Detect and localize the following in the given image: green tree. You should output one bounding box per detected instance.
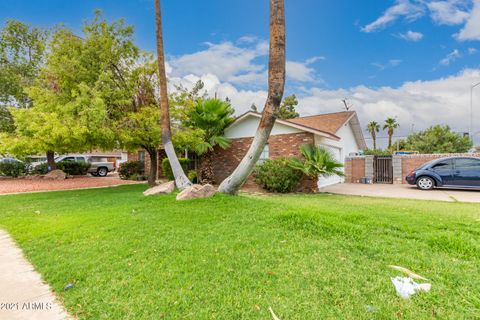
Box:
[402,125,472,154]
[0,107,14,133]
[0,20,48,108]
[5,12,136,169]
[383,117,399,149]
[289,144,344,178]
[186,98,235,184]
[366,121,380,150]
[278,94,299,119]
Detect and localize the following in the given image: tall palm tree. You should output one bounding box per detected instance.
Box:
[218,0,286,195]
[383,117,400,149]
[187,98,235,184]
[154,0,191,190]
[367,121,380,150]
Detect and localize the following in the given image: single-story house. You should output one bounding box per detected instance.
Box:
[212,110,367,190]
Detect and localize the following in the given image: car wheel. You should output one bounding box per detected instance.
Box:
[90,172,98,177]
[97,167,108,177]
[416,176,435,190]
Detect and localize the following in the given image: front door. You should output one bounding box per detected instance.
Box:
[451,158,480,187]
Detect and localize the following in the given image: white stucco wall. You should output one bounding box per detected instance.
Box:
[225,116,302,139]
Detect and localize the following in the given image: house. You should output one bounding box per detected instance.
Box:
[212,110,367,190]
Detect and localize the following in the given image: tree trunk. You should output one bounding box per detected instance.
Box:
[388,134,392,149]
[146,148,158,187]
[46,150,56,171]
[218,0,286,195]
[372,132,377,150]
[154,0,192,190]
[200,150,214,185]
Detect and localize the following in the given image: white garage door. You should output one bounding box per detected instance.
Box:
[318,145,344,188]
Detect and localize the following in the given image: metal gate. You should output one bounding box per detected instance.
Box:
[374,156,393,184]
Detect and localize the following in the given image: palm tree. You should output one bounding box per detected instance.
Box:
[218,0,286,195]
[289,144,344,178]
[367,121,380,150]
[187,98,235,184]
[383,117,400,149]
[154,0,191,190]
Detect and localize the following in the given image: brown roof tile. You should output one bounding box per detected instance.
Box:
[287,111,355,135]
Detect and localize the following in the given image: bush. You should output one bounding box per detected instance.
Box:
[363,148,392,156]
[0,161,27,177]
[57,161,90,176]
[254,158,302,193]
[161,158,190,181]
[30,162,49,175]
[118,160,144,180]
[188,170,198,184]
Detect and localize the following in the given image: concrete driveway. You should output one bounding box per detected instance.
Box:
[320,183,480,203]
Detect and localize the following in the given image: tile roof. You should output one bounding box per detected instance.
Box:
[287,111,355,135]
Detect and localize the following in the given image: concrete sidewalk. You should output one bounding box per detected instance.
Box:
[0,230,71,320]
[320,183,480,203]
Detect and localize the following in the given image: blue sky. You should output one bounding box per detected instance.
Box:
[2,0,480,145]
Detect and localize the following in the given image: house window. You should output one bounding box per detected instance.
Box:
[138,151,145,163]
[258,144,269,164]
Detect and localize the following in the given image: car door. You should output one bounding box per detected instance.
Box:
[452,158,480,187]
[429,159,454,185]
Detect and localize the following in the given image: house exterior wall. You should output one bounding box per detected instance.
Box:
[212,132,317,191]
[345,157,366,183]
[126,150,166,180]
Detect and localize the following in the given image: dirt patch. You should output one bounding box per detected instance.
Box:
[0,175,141,195]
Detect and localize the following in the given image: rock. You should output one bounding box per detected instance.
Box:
[176,184,216,201]
[143,181,175,196]
[43,169,66,180]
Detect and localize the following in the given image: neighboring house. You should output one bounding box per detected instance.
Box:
[213,110,366,189]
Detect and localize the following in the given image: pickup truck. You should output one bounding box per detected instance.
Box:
[55,155,116,177]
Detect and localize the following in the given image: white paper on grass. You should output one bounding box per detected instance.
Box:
[391,276,431,299]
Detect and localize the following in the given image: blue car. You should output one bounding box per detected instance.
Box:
[406,157,480,190]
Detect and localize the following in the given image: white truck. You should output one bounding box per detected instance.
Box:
[32,155,116,177]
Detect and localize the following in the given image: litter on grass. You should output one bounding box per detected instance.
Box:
[391,276,431,299]
[388,265,429,280]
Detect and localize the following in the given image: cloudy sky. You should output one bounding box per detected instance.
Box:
[1,0,480,146]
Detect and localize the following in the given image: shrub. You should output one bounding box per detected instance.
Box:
[254,158,302,193]
[161,158,190,181]
[0,160,27,177]
[118,160,144,180]
[57,161,90,176]
[31,162,49,175]
[188,170,198,184]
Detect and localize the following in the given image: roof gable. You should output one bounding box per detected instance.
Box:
[287,111,355,135]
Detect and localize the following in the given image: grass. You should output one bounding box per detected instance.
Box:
[0,184,479,319]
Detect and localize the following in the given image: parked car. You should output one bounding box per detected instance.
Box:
[57,155,116,177]
[406,157,480,190]
[32,155,116,177]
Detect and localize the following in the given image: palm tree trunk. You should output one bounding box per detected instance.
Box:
[372,132,377,150]
[146,148,158,187]
[200,150,214,185]
[218,0,286,195]
[46,150,56,171]
[154,0,191,190]
[388,133,392,149]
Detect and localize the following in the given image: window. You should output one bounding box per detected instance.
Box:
[76,157,86,162]
[61,157,75,162]
[432,160,453,170]
[257,144,269,164]
[138,151,145,163]
[455,158,480,170]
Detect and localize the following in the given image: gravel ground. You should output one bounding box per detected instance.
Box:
[0,174,142,195]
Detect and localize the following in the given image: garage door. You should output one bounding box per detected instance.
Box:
[318,145,344,188]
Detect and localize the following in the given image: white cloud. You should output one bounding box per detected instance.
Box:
[427,0,470,25]
[286,57,325,83]
[440,49,461,65]
[397,30,424,41]
[296,69,480,146]
[456,0,480,40]
[468,47,478,54]
[371,59,403,70]
[362,0,424,33]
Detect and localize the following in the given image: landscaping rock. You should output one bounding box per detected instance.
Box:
[143,181,175,196]
[24,174,43,180]
[176,184,216,201]
[43,170,67,180]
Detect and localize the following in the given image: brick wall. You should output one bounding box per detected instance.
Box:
[345,157,365,183]
[127,150,167,179]
[400,153,480,184]
[213,132,317,191]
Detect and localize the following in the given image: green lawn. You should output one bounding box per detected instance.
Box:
[0,185,479,319]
